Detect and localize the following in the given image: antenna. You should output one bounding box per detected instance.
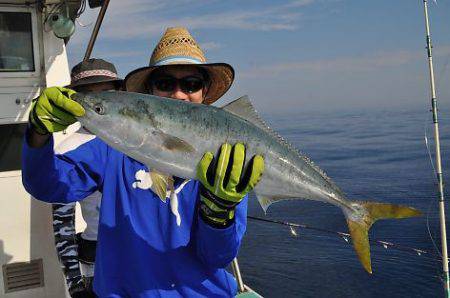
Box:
[421,1,450,296]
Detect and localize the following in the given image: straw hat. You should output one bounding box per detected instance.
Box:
[124,27,234,104]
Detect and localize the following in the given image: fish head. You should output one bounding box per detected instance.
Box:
[72,91,160,151]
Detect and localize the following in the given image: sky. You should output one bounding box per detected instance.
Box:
[66,0,450,113]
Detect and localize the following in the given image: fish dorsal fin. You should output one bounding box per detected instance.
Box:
[221,96,270,132]
[222,96,293,153]
[222,96,337,189]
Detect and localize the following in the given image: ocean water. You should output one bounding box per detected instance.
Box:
[238,107,450,297]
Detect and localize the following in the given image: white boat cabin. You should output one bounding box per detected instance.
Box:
[0,1,83,297]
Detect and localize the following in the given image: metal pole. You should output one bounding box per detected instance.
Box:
[231,258,245,293]
[422,1,450,296]
[83,0,110,61]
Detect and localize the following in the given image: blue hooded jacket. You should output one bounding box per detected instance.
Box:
[22,132,247,297]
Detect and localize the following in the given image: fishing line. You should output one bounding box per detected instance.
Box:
[424,111,444,265]
[424,112,437,176]
[424,111,441,254]
[425,197,446,283]
[426,197,442,257]
[423,102,450,284]
[248,215,439,262]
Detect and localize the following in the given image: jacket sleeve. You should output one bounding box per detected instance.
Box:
[22,130,108,203]
[194,195,248,269]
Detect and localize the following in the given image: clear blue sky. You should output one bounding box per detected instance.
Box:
[67,0,450,113]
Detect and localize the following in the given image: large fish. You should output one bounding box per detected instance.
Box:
[73,91,421,273]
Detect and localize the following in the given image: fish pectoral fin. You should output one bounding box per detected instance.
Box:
[346,201,422,274]
[149,171,174,202]
[153,130,195,153]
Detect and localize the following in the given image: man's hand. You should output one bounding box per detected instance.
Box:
[29,87,84,135]
[197,143,264,228]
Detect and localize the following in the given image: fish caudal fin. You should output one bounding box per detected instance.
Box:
[346,201,421,274]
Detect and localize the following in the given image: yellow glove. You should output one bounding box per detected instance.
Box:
[29,87,84,134]
[197,143,264,227]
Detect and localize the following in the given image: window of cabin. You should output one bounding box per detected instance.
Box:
[0,11,35,72]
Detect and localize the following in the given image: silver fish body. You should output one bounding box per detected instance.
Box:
[76,92,346,209]
[73,91,421,273]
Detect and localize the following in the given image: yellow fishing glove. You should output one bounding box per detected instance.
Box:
[197,143,264,228]
[29,87,84,134]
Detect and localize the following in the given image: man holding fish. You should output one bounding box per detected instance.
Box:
[23,27,263,297]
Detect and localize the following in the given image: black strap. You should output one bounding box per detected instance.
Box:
[198,202,235,229]
[199,201,230,220]
[199,185,239,210]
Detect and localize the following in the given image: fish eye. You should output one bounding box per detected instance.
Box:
[94,103,105,115]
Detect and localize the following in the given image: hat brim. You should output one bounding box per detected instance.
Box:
[124,63,234,105]
[67,76,123,89]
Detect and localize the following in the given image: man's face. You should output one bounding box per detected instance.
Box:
[148,65,207,104]
[74,81,121,93]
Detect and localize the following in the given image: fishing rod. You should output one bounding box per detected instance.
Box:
[248,215,436,260]
[421,1,450,296]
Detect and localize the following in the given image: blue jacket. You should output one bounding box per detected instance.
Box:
[22,132,247,297]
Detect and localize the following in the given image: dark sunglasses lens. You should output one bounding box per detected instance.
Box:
[180,77,204,93]
[154,77,177,92]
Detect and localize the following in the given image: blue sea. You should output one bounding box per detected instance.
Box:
[238,106,450,297]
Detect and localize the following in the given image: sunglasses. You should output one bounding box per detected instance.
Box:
[150,75,205,94]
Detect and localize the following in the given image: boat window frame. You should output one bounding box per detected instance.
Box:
[0,5,41,79]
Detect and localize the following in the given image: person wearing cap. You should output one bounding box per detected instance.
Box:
[50,58,123,298]
[22,27,264,297]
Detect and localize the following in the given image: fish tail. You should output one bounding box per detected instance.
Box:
[345,201,421,274]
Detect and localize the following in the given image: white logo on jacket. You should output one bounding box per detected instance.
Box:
[132,170,189,226]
